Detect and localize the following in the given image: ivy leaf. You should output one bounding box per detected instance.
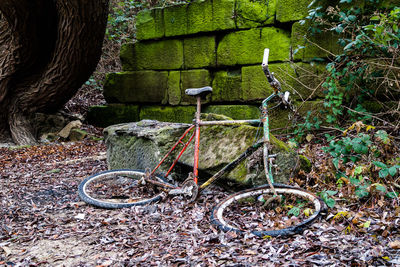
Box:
[325,198,336,208]
[355,187,369,198]
[326,190,338,196]
[288,206,301,217]
[388,166,397,176]
[386,191,399,199]
[347,15,357,22]
[379,169,389,179]
[373,161,387,168]
[333,158,340,169]
[350,176,360,185]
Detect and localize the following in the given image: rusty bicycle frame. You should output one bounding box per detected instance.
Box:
[143,48,287,199]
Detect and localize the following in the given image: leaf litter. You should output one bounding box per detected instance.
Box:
[0,136,399,266]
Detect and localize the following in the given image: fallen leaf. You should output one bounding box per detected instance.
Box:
[1,246,11,256]
[389,240,400,249]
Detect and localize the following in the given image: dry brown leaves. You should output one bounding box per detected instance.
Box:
[0,139,399,266]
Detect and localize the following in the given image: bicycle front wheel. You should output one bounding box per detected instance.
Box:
[78,169,173,209]
[211,183,326,237]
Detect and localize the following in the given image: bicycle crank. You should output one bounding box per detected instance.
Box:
[168,173,199,202]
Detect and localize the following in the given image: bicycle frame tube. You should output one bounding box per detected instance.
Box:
[262,93,277,184]
[148,92,278,189]
[150,125,195,177]
[193,97,202,184]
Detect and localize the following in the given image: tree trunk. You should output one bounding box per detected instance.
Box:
[0,0,109,145]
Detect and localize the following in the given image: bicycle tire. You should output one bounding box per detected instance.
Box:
[78,169,173,209]
[211,183,327,237]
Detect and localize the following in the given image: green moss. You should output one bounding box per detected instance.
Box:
[217,27,290,66]
[87,104,140,128]
[276,0,309,22]
[229,162,251,184]
[241,65,274,102]
[184,36,216,69]
[299,155,312,172]
[180,69,212,105]
[241,62,325,102]
[103,71,168,103]
[167,71,181,105]
[204,105,260,120]
[187,0,213,34]
[211,69,243,102]
[120,43,135,71]
[236,0,276,29]
[164,3,188,37]
[125,39,183,70]
[140,106,196,123]
[212,0,236,31]
[136,8,164,40]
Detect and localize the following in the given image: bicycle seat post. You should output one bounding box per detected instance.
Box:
[193,95,202,184]
[184,86,213,185]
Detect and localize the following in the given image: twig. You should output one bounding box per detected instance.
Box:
[342,106,397,128]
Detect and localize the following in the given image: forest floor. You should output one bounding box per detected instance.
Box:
[1,132,400,266]
[1,6,399,263]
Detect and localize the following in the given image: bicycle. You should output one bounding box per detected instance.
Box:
[78,48,327,237]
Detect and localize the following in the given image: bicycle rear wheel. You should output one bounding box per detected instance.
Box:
[78,169,173,209]
[211,183,326,237]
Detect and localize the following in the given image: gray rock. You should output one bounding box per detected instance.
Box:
[104,119,300,187]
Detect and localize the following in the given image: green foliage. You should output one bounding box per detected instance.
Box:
[372,161,400,179]
[323,126,399,200]
[292,111,321,142]
[305,1,400,126]
[323,133,371,168]
[107,0,191,42]
[318,190,337,208]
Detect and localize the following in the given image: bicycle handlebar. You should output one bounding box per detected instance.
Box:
[262,48,282,92]
[262,48,269,67]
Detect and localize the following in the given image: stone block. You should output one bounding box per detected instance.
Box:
[87,104,140,128]
[103,71,168,103]
[290,63,327,99]
[180,69,212,105]
[164,3,188,37]
[217,27,291,66]
[241,63,327,101]
[167,71,181,105]
[276,0,309,23]
[104,120,190,172]
[211,69,243,102]
[104,120,298,185]
[204,105,260,120]
[136,8,164,40]
[187,0,213,34]
[212,0,236,31]
[184,36,216,69]
[241,65,274,101]
[140,106,196,123]
[291,22,341,61]
[236,0,276,29]
[121,39,183,70]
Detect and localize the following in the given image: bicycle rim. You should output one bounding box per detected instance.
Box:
[211,183,327,237]
[78,169,172,209]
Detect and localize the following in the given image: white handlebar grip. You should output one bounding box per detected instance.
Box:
[262,48,269,66]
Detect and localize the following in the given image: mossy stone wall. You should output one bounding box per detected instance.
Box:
[89,0,340,128]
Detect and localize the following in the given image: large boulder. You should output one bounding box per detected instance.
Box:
[104,118,300,187]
